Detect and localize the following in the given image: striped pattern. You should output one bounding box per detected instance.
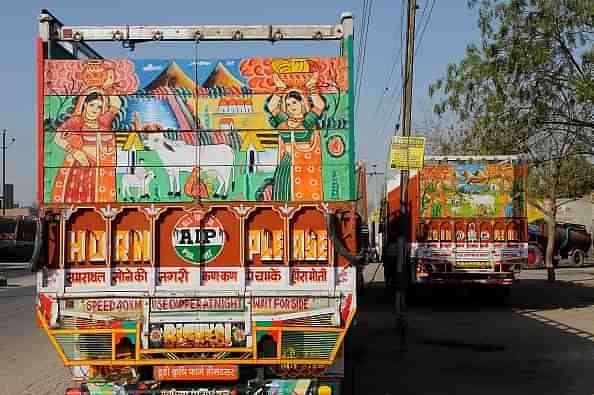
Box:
[256,131,279,148]
[282,313,335,327]
[262,184,273,201]
[281,332,338,359]
[272,154,292,201]
[55,333,112,360]
[143,86,252,97]
[57,317,113,360]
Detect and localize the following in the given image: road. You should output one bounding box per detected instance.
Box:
[0,270,70,395]
[356,265,594,395]
[2,266,594,394]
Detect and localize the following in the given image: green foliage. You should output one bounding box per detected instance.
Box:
[430,0,594,203]
[529,153,594,199]
[44,96,76,133]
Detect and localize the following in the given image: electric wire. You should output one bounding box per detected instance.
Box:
[371,0,406,130]
[354,0,369,130]
[415,0,436,55]
[374,0,407,137]
[378,0,436,139]
[355,0,374,121]
[355,0,369,90]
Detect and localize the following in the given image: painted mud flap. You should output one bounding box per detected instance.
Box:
[69,379,340,394]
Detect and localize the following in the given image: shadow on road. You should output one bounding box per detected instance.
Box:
[353,281,594,395]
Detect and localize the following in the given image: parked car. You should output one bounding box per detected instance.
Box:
[0,216,36,262]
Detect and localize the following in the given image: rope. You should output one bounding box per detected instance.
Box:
[325,212,366,266]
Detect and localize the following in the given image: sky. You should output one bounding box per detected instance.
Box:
[0,0,480,206]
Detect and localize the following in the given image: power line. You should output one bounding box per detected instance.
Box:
[374,0,407,138]
[388,0,426,136]
[355,0,364,79]
[415,0,428,37]
[377,0,436,140]
[355,0,370,88]
[414,0,436,55]
[359,1,372,92]
[355,0,374,119]
[371,0,406,129]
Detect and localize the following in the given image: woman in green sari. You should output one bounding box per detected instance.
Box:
[267,72,326,201]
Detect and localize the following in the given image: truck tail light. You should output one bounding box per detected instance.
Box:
[416,262,429,277]
[65,388,89,395]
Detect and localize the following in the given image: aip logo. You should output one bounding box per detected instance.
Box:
[172,211,225,265]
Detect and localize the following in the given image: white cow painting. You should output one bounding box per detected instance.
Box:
[143,133,235,198]
[121,171,155,200]
[466,194,495,207]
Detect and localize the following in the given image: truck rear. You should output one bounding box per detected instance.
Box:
[34,10,360,395]
[382,156,528,295]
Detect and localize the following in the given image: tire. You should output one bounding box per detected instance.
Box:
[570,249,585,267]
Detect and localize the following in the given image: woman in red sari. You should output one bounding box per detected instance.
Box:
[51,93,121,203]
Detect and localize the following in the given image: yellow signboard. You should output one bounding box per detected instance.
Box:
[390,136,426,170]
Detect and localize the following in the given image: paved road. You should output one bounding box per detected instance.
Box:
[355,266,594,395]
[2,267,594,394]
[0,284,70,395]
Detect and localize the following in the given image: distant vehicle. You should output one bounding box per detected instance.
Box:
[381,155,529,299]
[528,221,592,267]
[0,216,36,262]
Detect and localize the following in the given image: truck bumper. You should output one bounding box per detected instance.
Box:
[415,272,514,286]
[67,378,342,395]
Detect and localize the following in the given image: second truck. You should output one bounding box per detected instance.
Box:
[381,155,529,298]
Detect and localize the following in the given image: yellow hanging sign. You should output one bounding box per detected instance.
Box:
[390,136,426,170]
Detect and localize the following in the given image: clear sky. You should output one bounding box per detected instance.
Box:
[0,0,479,206]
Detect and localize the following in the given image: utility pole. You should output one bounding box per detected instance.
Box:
[368,164,384,260]
[2,129,16,216]
[368,164,384,217]
[395,0,417,341]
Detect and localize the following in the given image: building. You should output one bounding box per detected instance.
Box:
[0,183,14,209]
[1,207,32,218]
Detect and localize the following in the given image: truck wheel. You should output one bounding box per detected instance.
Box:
[570,249,585,267]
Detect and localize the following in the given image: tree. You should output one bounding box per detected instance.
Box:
[429,0,594,282]
[414,110,478,155]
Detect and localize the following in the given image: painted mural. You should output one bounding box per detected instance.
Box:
[43,58,352,204]
[419,160,526,218]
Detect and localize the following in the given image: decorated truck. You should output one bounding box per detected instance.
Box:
[33,10,363,395]
[381,156,528,296]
